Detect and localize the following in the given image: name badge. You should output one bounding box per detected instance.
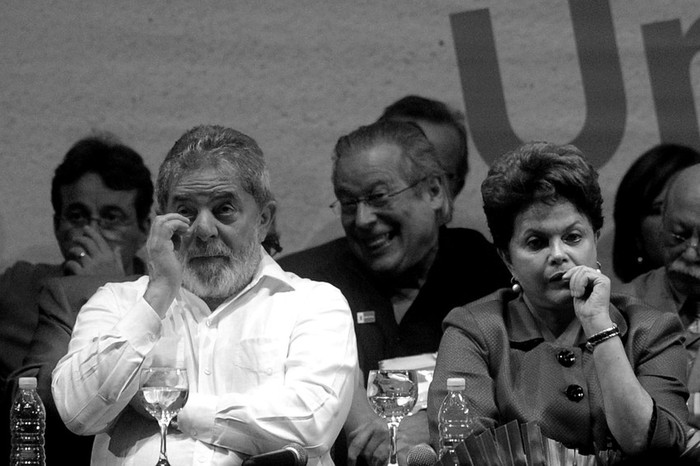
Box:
[357,311,376,324]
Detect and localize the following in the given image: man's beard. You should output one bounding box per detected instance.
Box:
[177,236,261,300]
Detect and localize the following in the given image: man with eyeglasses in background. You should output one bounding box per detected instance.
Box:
[278,120,509,466]
[619,163,700,437]
[0,134,153,464]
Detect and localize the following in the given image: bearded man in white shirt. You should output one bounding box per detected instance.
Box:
[52,124,358,466]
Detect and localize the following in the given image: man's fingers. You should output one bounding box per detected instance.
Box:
[148,214,190,248]
[112,245,125,273]
[63,260,82,275]
[82,225,113,252]
[347,428,373,464]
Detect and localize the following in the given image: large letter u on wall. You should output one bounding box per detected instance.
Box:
[451,0,626,168]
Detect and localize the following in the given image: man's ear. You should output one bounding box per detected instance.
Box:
[425,175,446,209]
[139,215,152,236]
[257,201,277,242]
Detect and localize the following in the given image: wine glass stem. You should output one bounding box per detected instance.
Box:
[158,420,170,465]
[388,421,399,466]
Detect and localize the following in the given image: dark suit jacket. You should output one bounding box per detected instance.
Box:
[279,228,511,377]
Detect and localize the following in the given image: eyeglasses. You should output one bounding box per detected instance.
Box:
[329,177,427,216]
[59,210,135,230]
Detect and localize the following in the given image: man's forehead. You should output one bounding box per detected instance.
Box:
[60,173,138,208]
[168,168,244,200]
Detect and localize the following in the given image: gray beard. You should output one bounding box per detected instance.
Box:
[178,238,261,300]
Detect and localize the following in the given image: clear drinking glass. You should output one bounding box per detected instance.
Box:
[139,367,189,466]
[366,369,418,466]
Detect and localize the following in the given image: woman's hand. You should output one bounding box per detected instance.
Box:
[564,265,612,334]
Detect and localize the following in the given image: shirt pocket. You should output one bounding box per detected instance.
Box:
[226,337,287,387]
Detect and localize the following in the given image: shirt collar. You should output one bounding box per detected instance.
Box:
[177,247,296,313]
[506,293,629,347]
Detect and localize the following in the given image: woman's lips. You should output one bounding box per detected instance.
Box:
[549,271,568,282]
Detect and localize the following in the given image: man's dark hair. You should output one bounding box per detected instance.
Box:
[51,134,154,224]
[378,95,468,197]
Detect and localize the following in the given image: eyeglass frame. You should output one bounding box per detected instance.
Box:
[329,176,429,216]
[56,210,137,230]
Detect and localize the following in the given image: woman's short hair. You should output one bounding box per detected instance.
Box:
[613,143,700,282]
[481,141,604,252]
[332,119,453,225]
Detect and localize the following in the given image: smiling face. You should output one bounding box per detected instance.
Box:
[167,166,273,299]
[333,142,444,281]
[503,200,599,314]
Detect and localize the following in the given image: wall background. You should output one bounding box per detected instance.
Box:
[1,0,698,287]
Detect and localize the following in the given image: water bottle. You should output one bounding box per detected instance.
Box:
[10,377,46,466]
[438,377,475,462]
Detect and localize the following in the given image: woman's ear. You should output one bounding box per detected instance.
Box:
[497,248,515,275]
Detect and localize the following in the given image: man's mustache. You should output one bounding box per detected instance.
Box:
[668,261,700,282]
[180,241,234,259]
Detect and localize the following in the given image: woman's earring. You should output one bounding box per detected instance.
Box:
[596,261,602,273]
[636,256,644,265]
[510,277,522,294]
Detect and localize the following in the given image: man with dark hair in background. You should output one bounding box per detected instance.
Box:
[1,134,154,463]
[378,94,468,200]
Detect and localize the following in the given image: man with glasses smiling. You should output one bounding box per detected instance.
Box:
[278,120,509,466]
[0,134,153,464]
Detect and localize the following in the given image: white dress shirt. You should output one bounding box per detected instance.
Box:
[52,251,358,466]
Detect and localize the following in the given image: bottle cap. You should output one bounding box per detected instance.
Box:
[18,377,37,389]
[446,377,466,390]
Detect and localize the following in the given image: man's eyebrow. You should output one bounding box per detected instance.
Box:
[171,191,240,204]
[65,202,89,209]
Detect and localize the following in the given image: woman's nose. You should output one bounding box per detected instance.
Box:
[550,239,568,263]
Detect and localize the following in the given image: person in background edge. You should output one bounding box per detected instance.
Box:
[619,164,700,441]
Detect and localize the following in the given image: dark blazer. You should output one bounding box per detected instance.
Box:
[279,227,511,378]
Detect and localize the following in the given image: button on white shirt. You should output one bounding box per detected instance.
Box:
[52,252,357,466]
